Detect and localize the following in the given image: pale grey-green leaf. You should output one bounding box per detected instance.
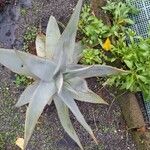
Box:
[0,48,36,77]
[15,49,56,81]
[53,48,66,76]
[54,95,83,150]
[65,65,126,79]
[24,81,56,149]
[53,0,83,65]
[0,49,56,81]
[72,42,84,64]
[15,81,39,107]
[65,77,107,104]
[36,33,46,57]
[55,73,64,93]
[58,90,97,143]
[46,16,61,58]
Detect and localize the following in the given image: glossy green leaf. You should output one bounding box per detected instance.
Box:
[54,95,83,150]
[15,81,39,107]
[124,60,133,69]
[24,81,56,149]
[65,77,107,104]
[58,90,98,144]
[46,16,61,58]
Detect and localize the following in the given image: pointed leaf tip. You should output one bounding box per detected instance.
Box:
[15,81,39,107]
[24,81,56,149]
[54,96,83,150]
[91,132,98,145]
[36,33,46,57]
[53,0,83,65]
[46,15,61,58]
[65,77,108,104]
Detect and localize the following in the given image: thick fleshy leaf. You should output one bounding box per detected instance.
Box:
[58,90,98,144]
[65,77,107,104]
[16,50,57,81]
[53,0,83,66]
[53,48,66,76]
[54,42,83,75]
[24,81,56,149]
[55,73,64,93]
[46,16,61,58]
[72,42,84,64]
[0,49,56,81]
[54,95,83,150]
[65,65,126,79]
[16,81,39,107]
[0,48,36,77]
[36,33,46,57]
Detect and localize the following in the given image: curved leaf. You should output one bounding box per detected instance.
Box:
[0,48,36,78]
[15,81,39,107]
[46,16,61,58]
[65,77,107,104]
[36,33,46,57]
[53,0,83,65]
[72,42,84,64]
[53,48,66,76]
[58,90,98,144]
[16,50,57,81]
[65,64,126,79]
[54,95,83,150]
[0,49,56,81]
[24,81,56,149]
[55,73,64,93]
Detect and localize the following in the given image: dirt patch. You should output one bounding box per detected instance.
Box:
[0,68,136,149]
[0,0,136,149]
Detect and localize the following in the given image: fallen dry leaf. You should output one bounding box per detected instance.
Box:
[137,126,146,133]
[16,138,24,149]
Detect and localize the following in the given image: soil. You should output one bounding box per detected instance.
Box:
[0,0,136,150]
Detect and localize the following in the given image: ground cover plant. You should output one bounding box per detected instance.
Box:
[0,0,125,149]
[79,0,150,100]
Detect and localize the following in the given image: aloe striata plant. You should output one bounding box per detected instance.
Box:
[0,0,125,149]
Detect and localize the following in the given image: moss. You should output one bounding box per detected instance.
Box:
[0,133,5,149]
[20,8,28,16]
[14,74,32,87]
[23,26,37,43]
[131,131,150,150]
[0,85,24,149]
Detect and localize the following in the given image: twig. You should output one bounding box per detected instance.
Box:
[106,91,127,114]
[92,109,98,132]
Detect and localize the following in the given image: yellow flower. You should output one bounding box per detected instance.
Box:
[102,37,112,51]
[16,138,24,150]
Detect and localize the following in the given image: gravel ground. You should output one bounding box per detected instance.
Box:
[0,0,136,149]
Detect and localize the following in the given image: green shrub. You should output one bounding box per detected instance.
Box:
[79,5,109,46]
[79,1,150,100]
[80,48,103,65]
